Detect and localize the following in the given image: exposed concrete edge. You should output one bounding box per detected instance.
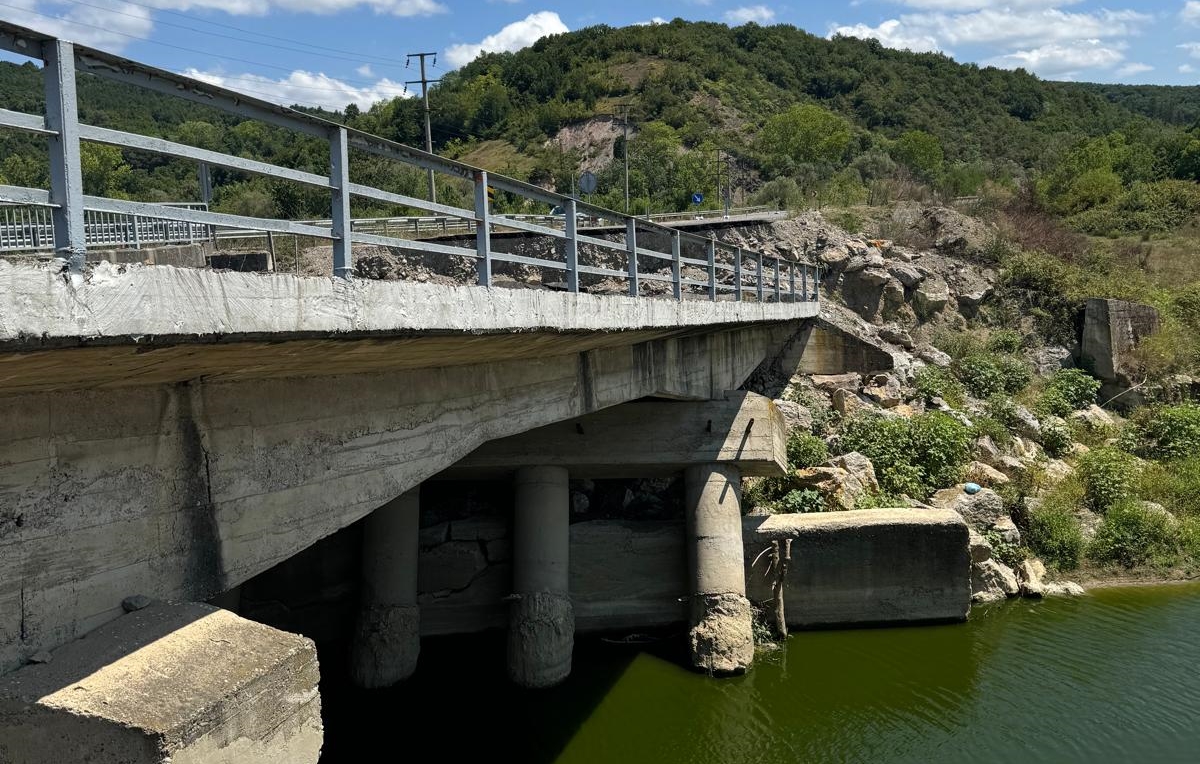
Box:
[745,507,966,535]
[0,259,820,348]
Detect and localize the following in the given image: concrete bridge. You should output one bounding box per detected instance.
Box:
[0,21,969,764]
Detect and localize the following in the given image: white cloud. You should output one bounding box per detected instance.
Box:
[1184,1,1200,26]
[636,17,668,26]
[1181,42,1200,58]
[1115,62,1153,77]
[896,0,1080,8]
[8,0,153,52]
[131,0,446,16]
[183,67,408,110]
[1181,64,1197,73]
[994,40,1126,79]
[356,64,373,76]
[443,10,568,68]
[723,5,774,25]
[831,19,942,53]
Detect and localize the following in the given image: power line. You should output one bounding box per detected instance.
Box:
[54,0,411,69]
[406,51,440,203]
[0,4,388,85]
[115,0,417,66]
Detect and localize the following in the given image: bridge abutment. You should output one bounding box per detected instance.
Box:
[350,488,421,689]
[508,466,574,689]
[685,464,755,675]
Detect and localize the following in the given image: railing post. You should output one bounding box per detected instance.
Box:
[474,170,492,286]
[131,215,140,250]
[756,252,764,303]
[671,230,682,300]
[330,126,352,279]
[707,236,717,302]
[565,198,579,293]
[789,261,796,303]
[773,257,781,303]
[44,39,86,275]
[734,246,743,302]
[802,264,808,301]
[625,218,638,297]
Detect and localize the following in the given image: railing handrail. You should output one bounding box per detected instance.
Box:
[0,19,820,305]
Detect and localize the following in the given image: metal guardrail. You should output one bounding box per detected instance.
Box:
[0,21,819,303]
[0,202,209,252]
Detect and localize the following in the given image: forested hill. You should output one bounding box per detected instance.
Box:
[3,18,1200,220]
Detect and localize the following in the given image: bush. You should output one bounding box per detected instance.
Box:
[955,354,1032,398]
[972,415,1012,447]
[914,365,965,407]
[1040,418,1073,458]
[985,529,1028,568]
[909,412,974,489]
[984,394,1019,426]
[1122,403,1200,461]
[1037,369,1101,416]
[1077,446,1140,513]
[841,411,972,496]
[1024,496,1085,570]
[786,432,829,469]
[1136,456,1200,519]
[1087,500,1177,568]
[779,489,825,514]
[930,328,984,360]
[987,330,1023,355]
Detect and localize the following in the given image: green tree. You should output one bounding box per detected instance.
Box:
[80,143,132,198]
[759,104,852,167]
[892,130,944,180]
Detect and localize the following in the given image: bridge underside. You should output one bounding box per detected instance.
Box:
[0,262,815,675]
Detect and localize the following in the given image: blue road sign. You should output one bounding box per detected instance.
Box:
[691,192,704,205]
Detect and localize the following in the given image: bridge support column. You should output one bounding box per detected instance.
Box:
[508,466,574,688]
[685,463,754,674]
[350,488,421,688]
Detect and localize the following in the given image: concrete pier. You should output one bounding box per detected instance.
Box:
[684,463,755,674]
[508,466,574,688]
[350,489,421,688]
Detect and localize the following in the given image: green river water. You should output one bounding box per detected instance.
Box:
[323,582,1200,763]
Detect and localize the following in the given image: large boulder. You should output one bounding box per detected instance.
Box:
[774,399,814,433]
[825,452,880,493]
[862,373,903,407]
[1044,581,1086,597]
[966,460,1010,488]
[887,262,924,288]
[832,388,874,417]
[913,278,951,317]
[1016,558,1047,598]
[1071,404,1117,431]
[793,452,879,511]
[972,558,1020,603]
[931,485,1006,531]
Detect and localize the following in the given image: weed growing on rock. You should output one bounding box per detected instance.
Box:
[1088,500,1177,568]
[779,489,824,514]
[1040,418,1074,458]
[1121,403,1200,461]
[1037,369,1101,417]
[786,433,829,470]
[1078,446,1141,513]
[914,365,966,408]
[1024,486,1086,570]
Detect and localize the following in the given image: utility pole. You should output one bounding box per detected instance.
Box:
[406,52,439,203]
[715,148,722,216]
[621,104,630,214]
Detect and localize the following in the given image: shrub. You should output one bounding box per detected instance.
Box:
[972,415,1011,447]
[1136,456,1200,519]
[786,432,829,470]
[1040,418,1073,459]
[840,411,973,497]
[987,330,1023,355]
[914,365,965,407]
[1037,369,1101,416]
[779,489,825,514]
[1077,446,1140,513]
[955,355,1006,398]
[1180,517,1200,563]
[854,490,908,510]
[1087,500,1177,568]
[995,355,1033,394]
[909,412,973,489]
[1122,403,1200,461]
[985,529,1028,568]
[930,328,984,360]
[984,394,1019,427]
[1025,502,1085,570]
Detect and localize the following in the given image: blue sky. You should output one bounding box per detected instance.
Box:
[2,1,1199,110]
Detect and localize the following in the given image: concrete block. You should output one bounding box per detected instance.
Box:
[743,508,971,627]
[0,601,321,764]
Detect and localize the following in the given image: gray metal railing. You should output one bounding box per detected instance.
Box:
[0,20,819,303]
[0,203,209,252]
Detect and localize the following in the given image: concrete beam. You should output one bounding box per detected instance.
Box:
[0,602,322,764]
[442,391,787,479]
[743,509,971,627]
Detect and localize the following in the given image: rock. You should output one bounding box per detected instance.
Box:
[121,595,152,613]
[571,491,590,515]
[956,287,992,314]
[812,373,861,394]
[931,485,1006,531]
[923,206,995,257]
[916,345,953,367]
[966,460,1010,487]
[774,399,814,433]
[420,522,450,548]
[27,651,52,664]
[1070,404,1116,430]
[858,268,892,287]
[881,403,918,419]
[969,529,994,563]
[887,262,924,288]
[1011,437,1041,461]
[1069,442,1091,458]
[975,436,1001,464]
[913,278,951,317]
[862,374,903,407]
[1011,405,1042,439]
[972,558,1020,602]
[1027,345,1075,376]
[793,455,878,512]
[993,455,1029,481]
[1017,558,1047,598]
[991,516,1021,546]
[879,324,915,349]
[1043,459,1074,483]
[824,452,880,494]
[818,245,851,267]
[1140,501,1179,528]
[1044,581,1086,597]
[832,388,873,417]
